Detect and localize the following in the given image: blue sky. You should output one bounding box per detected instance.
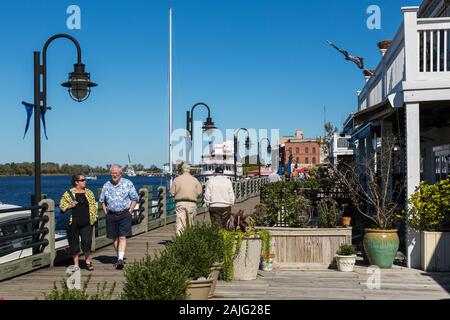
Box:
[0,0,421,167]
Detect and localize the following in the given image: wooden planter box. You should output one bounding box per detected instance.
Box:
[421,231,450,272]
[257,227,352,270]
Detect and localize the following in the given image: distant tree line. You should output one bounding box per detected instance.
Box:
[0,162,162,176]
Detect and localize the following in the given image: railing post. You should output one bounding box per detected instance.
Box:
[41,199,55,267]
[139,187,149,232]
[158,187,167,225]
[402,6,419,81]
[145,185,153,222]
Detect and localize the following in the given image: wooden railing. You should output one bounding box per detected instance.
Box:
[358,7,450,112]
[0,177,267,281]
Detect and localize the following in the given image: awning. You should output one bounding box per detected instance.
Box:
[354,100,394,126]
[349,123,374,144]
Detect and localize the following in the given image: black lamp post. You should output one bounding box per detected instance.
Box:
[186,103,216,164]
[257,138,272,177]
[31,34,96,207]
[234,128,251,181]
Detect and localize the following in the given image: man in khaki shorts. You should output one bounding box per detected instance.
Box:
[170,163,203,235]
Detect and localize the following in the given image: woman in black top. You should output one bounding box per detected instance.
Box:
[60,174,98,272]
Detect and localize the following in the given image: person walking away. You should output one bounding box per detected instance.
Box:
[170,163,203,235]
[204,167,235,229]
[59,174,98,272]
[100,165,138,270]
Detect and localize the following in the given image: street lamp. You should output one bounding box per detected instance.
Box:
[186,102,216,164]
[257,138,272,177]
[31,34,97,207]
[234,128,251,181]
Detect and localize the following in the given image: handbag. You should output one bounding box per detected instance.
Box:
[56,190,76,230]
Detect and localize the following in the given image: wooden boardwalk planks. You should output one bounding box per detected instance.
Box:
[1,196,449,300]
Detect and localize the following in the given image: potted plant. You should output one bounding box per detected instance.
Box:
[342,216,352,227]
[377,40,392,56]
[317,198,343,228]
[189,224,225,298]
[333,136,404,269]
[121,249,190,300]
[335,243,357,272]
[406,179,450,271]
[377,39,392,50]
[167,224,217,300]
[221,211,271,281]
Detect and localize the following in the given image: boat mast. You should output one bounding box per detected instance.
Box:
[168,7,173,186]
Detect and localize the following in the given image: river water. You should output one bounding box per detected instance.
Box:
[0,175,168,207]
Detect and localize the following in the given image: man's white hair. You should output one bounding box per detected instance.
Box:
[110,164,122,173]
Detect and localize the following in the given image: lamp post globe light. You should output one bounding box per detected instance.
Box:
[257,138,272,177]
[31,34,97,208]
[233,128,251,181]
[185,102,216,164]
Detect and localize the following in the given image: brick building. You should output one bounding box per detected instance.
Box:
[285,139,321,167]
[277,129,323,168]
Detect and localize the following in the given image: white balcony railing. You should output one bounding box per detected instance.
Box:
[358,7,450,111]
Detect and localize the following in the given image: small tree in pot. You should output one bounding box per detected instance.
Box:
[332,135,405,268]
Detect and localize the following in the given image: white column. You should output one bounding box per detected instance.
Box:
[402,7,419,81]
[405,102,421,269]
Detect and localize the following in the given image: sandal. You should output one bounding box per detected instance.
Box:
[86,262,94,271]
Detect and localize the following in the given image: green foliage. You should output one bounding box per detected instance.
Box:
[43,274,115,300]
[337,243,356,256]
[219,228,271,282]
[0,162,160,176]
[121,249,190,300]
[167,224,221,279]
[317,198,343,228]
[253,204,271,227]
[260,181,311,227]
[406,179,450,232]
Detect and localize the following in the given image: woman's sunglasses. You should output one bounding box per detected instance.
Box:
[76,179,87,182]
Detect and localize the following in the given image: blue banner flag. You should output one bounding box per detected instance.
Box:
[22,101,34,139]
[21,101,49,140]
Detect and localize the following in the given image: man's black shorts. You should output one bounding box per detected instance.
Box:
[106,211,132,239]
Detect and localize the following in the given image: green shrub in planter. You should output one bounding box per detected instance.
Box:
[317,198,343,228]
[43,274,115,300]
[190,223,225,264]
[406,179,450,231]
[121,249,190,300]
[337,243,356,256]
[260,181,312,227]
[167,224,219,279]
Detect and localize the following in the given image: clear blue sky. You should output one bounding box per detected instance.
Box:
[0,0,421,167]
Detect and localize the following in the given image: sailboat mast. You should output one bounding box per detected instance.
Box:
[168,8,173,183]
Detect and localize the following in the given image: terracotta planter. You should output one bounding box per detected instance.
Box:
[208,262,223,298]
[363,229,399,269]
[335,255,356,272]
[342,217,351,227]
[187,278,213,300]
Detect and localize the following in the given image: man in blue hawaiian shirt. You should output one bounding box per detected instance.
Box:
[100,165,138,270]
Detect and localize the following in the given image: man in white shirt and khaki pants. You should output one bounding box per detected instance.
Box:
[204,167,235,228]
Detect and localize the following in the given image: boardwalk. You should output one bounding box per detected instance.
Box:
[1,196,449,300]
